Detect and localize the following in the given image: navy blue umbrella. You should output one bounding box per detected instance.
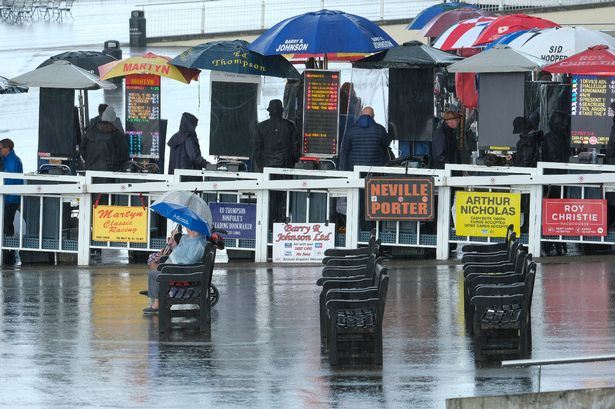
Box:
[407,2,480,30]
[248,9,398,56]
[170,40,300,79]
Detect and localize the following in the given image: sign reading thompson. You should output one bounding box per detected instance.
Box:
[272,223,335,263]
[92,205,148,243]
[456,191,521,237]
[542,199,607,236]
[302,70,340,157]
[125,74,161,159]
[365,177,434,221]
[209,202,256,240]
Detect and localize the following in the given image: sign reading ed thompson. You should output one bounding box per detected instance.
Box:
[365,177,434,221]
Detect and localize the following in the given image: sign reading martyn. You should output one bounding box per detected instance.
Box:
[456,191,521,237]
[365,177,434,221]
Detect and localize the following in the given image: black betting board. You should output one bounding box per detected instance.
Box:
[302,70,339,157]
[570,75,615,147]
[125,74,161,159]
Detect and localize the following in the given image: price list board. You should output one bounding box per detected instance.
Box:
[302,70,340,157]
[570,75,615,146]
[125,74,161,159]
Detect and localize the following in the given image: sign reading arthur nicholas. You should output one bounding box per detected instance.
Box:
[92,205,148,243]
[456,191,521,237]
[365,177,434,221]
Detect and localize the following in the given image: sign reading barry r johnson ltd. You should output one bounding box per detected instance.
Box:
[542,199,607,236]
[365,177,434,221]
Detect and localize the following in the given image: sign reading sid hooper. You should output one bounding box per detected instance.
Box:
[456,191,521,237]
[365,177,434,221]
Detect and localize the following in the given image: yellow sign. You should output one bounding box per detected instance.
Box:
[455,191,521,237]
[92,205,148,243]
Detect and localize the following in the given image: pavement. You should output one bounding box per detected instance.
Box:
[2,254,615,408]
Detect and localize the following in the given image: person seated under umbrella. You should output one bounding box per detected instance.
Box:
[143,226,207,315]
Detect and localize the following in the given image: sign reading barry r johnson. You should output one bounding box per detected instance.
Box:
[542,199,607,236]
[365,177,434,221]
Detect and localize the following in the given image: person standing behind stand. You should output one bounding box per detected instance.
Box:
[340,106,391,171]
[431,110,461,169]
[167,112,209,175]
[253,99,300,224]
[81,106,128,172]
[0,138,23,265]
[89,103,124,134]
[253,99,300,172]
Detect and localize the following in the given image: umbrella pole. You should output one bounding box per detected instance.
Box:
[324,53,329,70]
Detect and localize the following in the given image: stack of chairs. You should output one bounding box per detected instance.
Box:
[461,225,537,361]
[316,232,389,366]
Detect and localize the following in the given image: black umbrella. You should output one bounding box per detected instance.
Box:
[0,75,27,94]
[170,39,300,78]
[37,50,117,73]
[352,40,463,69]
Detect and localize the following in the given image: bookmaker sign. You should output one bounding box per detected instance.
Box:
[542,199,607,236]
[92,205,148,243]
[365,177,434,221]
[456,191,521,237]
[272,223,335,263]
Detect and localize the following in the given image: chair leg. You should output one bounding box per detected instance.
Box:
[375,328,383,365]
[328,320,338,366]
[158,297,170,333]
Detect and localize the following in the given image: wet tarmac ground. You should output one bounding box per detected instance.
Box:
[2,255,615,408]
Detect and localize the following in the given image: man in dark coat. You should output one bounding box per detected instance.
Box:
[512,116,541,168]
[431,110,460,169]
[253,99,300,171]
[81,106,128,172]
[542,110,570,165]
[340,106,391,171]
[167,112,208,175]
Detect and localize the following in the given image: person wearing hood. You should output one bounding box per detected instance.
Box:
[512,116,541,168]
[340,106,391,171]
[89,103,124,135]
[542,110,570,165]
[167,112,208,175]
[81,106,128,172]
[431,110,461,169]
[253,99,300,171]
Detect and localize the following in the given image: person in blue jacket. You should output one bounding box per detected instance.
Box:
[1,138,23,265]
[340,106,391,171]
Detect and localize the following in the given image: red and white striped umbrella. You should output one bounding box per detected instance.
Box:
[433,17,496,51]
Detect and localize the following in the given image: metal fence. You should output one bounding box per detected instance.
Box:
[4,161,615,266]
[135,0,612,39]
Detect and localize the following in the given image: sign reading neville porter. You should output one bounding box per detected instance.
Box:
[302,69,339,157]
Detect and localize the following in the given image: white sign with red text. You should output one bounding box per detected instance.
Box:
[272,223,336,263]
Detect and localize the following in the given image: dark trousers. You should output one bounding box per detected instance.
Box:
[3,203,19,264]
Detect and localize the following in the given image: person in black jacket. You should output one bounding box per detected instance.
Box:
[542,110,570,165]
[431,110,461,169]
[605,102,615,164]
[253,99,300,171]
[81,106,128,172]
[512,116,541,168]
[167,112,208,175]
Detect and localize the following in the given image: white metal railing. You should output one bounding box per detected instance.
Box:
[4,161,615,265]
[135,0,611,39]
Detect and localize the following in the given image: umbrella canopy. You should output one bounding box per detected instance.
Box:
[37,51,117,73]
[505,27,615,63]
[10,60,116,90]
[407,2,480,30]
[447,45,547,73]
[170,39,299,78]
[433,16,496,51]
[421,7,495,38]
[0,75,27,94]
[284,52,367,63]
[150,190,213,237]
[472,14,560,46]
[352,40,463,69]
[543,44,615,76]
[484,29,534,49]
[248,9,398,55]
[98,52,200,84]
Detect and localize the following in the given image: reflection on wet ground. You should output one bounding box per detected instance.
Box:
[2,257,615,408]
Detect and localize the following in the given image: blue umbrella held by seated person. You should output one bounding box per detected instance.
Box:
[150,190,213,238]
